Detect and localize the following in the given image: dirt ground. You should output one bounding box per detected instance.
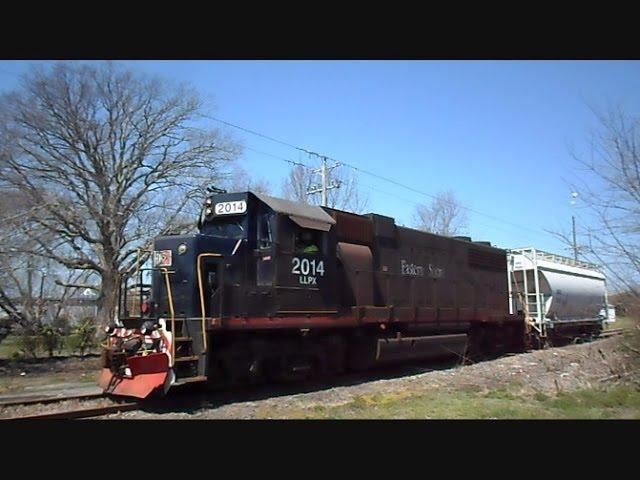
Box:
[0,355,101,399]
[1,327,638,419]
[105,330,640,419]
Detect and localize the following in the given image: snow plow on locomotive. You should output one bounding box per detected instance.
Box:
[99,191,604,399]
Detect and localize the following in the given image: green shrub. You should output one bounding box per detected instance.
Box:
[52,315,72,336]
[57,335,67,356]
[40,325,63,357]
[66,334,80,354]
[16,333,40,359]
[71,318,97,358]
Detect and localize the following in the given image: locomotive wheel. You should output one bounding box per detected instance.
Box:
[323,336,347,375]
[216,343,255,387]
[347,335,377,371]
[205,357,226,390]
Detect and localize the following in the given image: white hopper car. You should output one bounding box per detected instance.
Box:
[507,247,612,344]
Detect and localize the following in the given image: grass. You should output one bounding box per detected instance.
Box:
[607,315,639,331]
[0,334,98,360]
[284,318,640,419]
[0,334,102,395]
[1,316,637,413]
[282,384,640,419]
[0,335,19,359]
[0,370,99,395]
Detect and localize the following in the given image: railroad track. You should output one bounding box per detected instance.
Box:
[599,328,626,338]
[0,393,141,420]
[4,401,140,420]
[0,358,462,420]
[1,328,630,419]
[0,392,106,408]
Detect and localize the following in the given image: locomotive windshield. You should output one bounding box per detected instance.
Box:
[206,217,246,239]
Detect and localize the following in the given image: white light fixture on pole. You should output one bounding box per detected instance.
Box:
[570,192,579,261]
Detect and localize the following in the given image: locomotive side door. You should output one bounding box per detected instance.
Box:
[201,257,224,319]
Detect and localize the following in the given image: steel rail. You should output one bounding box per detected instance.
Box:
[3,401,140,420]
[599,328,626,338]
[0,392,106,408]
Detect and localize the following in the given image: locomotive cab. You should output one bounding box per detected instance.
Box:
[121,191,339,324]
[184,191,339,318]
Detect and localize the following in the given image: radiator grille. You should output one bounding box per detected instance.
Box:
[468,248,505,271]
[333,211,373,245]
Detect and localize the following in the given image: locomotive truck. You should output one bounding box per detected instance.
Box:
[99,191,600,398]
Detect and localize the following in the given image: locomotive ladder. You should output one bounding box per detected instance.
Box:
[524,251,547,342]
[508,258,546,345]
[160,268,208,387]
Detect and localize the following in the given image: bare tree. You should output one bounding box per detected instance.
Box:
[0,191,87,341]
[282,164,311,203]
[224,164,272,194]
[281,163,369,213]
[0,190,41,330]
[0,62,241,326]
[413,190,468,236]
[553,106,640,298]
[0,257,86,334]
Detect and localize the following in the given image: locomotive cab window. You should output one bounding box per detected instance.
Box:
[206,217,246,239]
[257,212,274,250]
[256,212,275,286]
[295,229,322,254]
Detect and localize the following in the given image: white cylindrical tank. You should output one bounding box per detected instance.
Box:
[538,270,606,320]
[508,248,609,323]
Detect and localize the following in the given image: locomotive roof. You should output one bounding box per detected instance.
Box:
[252,192,336,230]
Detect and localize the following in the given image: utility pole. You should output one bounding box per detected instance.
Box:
[306,154,341,207]
[570,192,579,261]
[572,215,578,261]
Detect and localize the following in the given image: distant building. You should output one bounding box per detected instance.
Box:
[0,291,99,326]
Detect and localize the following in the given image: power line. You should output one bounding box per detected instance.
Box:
[358,181,553,242]
[200,114,559,240]
[204,114,311,154]
[340,162,545,236]
[241,144,340,207]
[243,142,451,228]
[243,145,309,168]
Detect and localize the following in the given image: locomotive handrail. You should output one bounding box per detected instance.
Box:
[160,268,176,365]
[509,247,600,271]
[197,253,222,353]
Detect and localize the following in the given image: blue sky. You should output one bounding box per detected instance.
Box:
[1,60,638,254]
